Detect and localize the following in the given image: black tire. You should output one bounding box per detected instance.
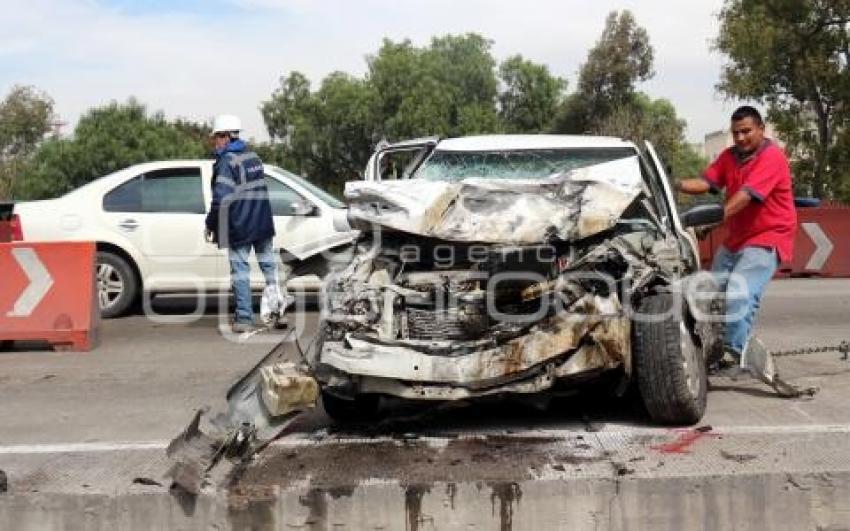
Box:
[633,293,707,425]
[320,390,380,423]
[96,251,139,319]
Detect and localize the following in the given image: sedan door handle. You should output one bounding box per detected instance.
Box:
[118,219,139,231]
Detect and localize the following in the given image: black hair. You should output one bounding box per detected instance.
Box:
[731,106,764,126]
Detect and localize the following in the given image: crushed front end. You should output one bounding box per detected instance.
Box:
[311,157,702,404]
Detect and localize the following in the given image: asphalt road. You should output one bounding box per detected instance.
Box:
[1,279,848,446]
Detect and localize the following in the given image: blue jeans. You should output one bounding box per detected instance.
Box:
[711,245,779,355]
[229,237,279,324]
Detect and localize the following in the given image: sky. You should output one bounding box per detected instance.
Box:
[0,0,742,144]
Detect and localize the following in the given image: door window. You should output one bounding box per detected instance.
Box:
[103,168,204,214]
[103,176,142,212]
[265,176,306,216]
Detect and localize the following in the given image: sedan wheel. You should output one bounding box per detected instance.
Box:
[95,251,139,318]
[97,263,124,312]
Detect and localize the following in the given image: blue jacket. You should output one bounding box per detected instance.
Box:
[205,139,275,248]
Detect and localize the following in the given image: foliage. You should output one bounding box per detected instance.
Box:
[498,55,566,133]
[592,94,707,178]
[0,85,55,200]
[261,34,565,190]
[367,34,501,140]
[555,11,702,182]
[715,0,850,199]
[15,99,208,200]
[556,11,654,133]
[9,19,714,200]
[262,71,375,195]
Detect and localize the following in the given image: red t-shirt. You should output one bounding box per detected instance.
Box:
[702,140,797,262]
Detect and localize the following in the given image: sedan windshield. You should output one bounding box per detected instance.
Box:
[414,147,638,182]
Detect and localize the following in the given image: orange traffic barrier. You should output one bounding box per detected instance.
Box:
[0,241,99,351]
[698,202,850,278]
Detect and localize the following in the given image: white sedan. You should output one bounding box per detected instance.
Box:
[11,160,355,317]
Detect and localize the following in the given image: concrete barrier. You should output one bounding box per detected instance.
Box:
[1,472,849,530]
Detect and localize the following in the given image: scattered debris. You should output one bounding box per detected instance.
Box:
[309,429,329,442]
[719,450,757,463]
[611,462,634,476]
[165,350,319,494]
[132,477,164,487]
[785,475,812,492]
[582,415,603,433]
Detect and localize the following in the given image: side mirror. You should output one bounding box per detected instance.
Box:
[680,204,723,228]
[291,200,318,216]
[332,208,352,232]
[794,197,821,208]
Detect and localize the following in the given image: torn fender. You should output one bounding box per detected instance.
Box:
[166,343,318,494]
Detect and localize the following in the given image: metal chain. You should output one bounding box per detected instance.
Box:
[769,340,850,360]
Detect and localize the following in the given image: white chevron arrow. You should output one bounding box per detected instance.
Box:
[802,222,834,271]
[6,247,54,317]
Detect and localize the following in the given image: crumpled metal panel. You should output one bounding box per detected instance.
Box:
[166,346,318,493]
[345,157,643,244]
[320,294,629,387]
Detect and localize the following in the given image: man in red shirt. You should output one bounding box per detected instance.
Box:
[677,106,797,359]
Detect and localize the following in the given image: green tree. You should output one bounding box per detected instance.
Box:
[367,33,501,139]
[261,27,701,195]
[262,71,376,194]
[498,55,566,133]
[262,33,506,192]
[593,94,706,178]
[16,99,208,199]
[0,85,55,200]
[553,11,702,181]
[715,0,850,199]
[555,10,654,133]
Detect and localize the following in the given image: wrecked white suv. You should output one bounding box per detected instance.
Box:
[311,135,724,425]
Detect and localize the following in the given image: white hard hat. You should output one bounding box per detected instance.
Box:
[211,114,242,135]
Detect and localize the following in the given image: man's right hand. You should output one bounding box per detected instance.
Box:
[677,178,711,195]
[204,229,214,243]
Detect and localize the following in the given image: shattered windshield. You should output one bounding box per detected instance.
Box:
[414,147,638,182]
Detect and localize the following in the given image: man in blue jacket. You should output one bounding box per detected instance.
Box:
[205,114,285,333]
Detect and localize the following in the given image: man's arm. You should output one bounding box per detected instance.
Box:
[676,178,712,195]
[677,177,750,219]
[724,189,751,220]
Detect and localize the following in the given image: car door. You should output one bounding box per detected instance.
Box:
[364,137,439,181]
[234,174,328,288]
[101,165,218,292]
[643,141,700,268]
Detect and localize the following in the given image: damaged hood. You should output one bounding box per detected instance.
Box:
[345,156,645,244]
